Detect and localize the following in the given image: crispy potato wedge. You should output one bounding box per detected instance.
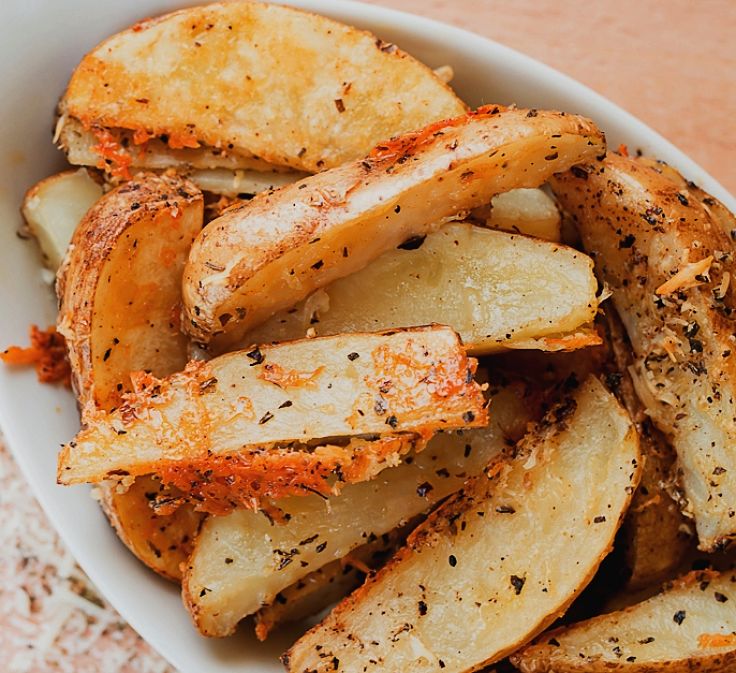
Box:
[513,569,736,673]
[55,172,206,580]
[57,2,465,175]
[57,173,203,407]
[551,155,736,551]
[58,326,487,509]
[604,311,691,590]
[21,168,103,271]
[284,377,641,673]
[182,382,537,637]
[182,106,605,349]
[244,222,599,352]
[254,524,412,642]
[486,188,561,241]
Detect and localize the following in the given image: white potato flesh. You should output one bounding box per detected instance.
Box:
[284,377,641,673]
[244,222,598,353]
[21,168,103,270]
[182,383,536,637]
[57,326,487,496]
[182,107,605,350]
[487,188,561,241]
[188,168,305,197]
[513,569,736,673]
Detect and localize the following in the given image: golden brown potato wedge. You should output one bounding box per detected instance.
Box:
[284,377,641,673]
[512,569,736,673]
[182,106,605,350]
[58,326,487,510]
[55,172,206,581]
[254,524,412,642]
[551,155,736,551]
[604,311,691,590]
[182,381,537,637]
[21,168,103,271]
[57,2,465,176]
[245,222,599,352]
[57,173,203,408]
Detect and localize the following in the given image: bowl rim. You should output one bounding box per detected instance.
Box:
[0,1,733,671]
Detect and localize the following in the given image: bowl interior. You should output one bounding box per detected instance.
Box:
[0,1,733,671]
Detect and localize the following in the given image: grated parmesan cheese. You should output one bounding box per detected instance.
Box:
[655,256,713,295]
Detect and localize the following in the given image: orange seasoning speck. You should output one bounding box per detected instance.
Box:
[698,633,736,649]
[1,325,71,386]
[167,133,201,150]
[369,104,504,164]
[91,127,133,180]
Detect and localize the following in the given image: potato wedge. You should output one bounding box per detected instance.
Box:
[57,2,465,176]
[55,172,206,580]
[244,222,599,352]
[487,188,561,241]
[182,382,537,637]
[21,168,103,271]
[57,173,204,407]
[254,524,412,641]
[284,377,641,673]
[58,326,487,509]
[604,311,691,590]
[512,569,736,673]
[182,106,605,349]
[551,155,736,551]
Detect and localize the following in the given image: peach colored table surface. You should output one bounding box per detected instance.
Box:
[1,2,734,672]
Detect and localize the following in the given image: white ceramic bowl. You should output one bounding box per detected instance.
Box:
[0,1,734,671]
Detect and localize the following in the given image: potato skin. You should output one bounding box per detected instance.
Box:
[58,2,465,174]
[551,155,736,551]
[57,172,205,581]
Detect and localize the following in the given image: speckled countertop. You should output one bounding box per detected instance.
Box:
[1,1,733,671]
